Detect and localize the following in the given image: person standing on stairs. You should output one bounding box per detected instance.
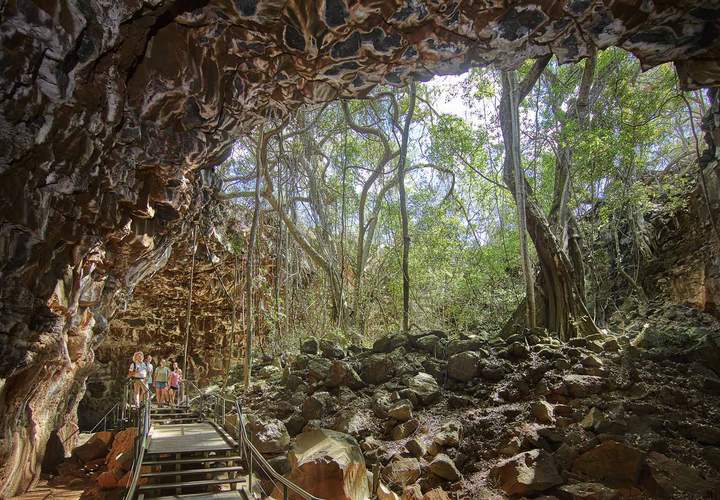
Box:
[169,361,182,407]
[128,351,148,407]
[145,354,154,399]
[154,359,171,406]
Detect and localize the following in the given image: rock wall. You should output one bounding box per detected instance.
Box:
[2,0,720,495]
[79,230,243,427]
[639,89,720,318]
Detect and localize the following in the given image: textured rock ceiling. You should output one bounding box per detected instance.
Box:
[1,0,720,496]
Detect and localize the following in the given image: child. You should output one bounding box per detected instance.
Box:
[169,361,183,406]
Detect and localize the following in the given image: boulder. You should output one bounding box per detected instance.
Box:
[332,409,371,436]
[361,354,395,385]
[373,333,408,353]
[447,337,486,356]
[430,421,461,450]
[423,488,451,500]
[603,339,620,352]
[307,357,333,382]
[531,400,555,424]
[382,457,421,486]
[105,428,136,472]
[479,361,506,382]
[378,482,400,500]
[285,413,306,437]
[563,374,604,398]
[413,335,444,355]
[247,416,290,454]
[402,484,424,500]
[388,400,413,422]
[506,342,530,358]
[581,354,603,368]
[267,455,291,475]
[429,454,462,481]
[257,365,281,379]
[279,429,369,500]
[392,419,419,440]
[572,441,644,488]
[405,438,427,458]
[97,469,123,490]
[302,338,319,354]
[556,482,621,499]
[447,351,480,382]
[406,372,441,406]
[641,451,717,497]
[580,408,604,430]
[302,392,333,421]
[491,449,562,496]
[320,340,346,359]
[327,360,364,389]
[72,431,113,463]
[687,423,720,445]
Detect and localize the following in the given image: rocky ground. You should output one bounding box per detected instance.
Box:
[40,302,720,499]
[32,429,137,500]
[230,302,720,499]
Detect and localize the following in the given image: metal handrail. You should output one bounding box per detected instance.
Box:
[232,397,323,500]
[121,380,321,500]
[124,383,152,500]
[63,401,121,445]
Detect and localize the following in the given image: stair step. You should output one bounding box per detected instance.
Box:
[143,456,243,466]
[151,413,198,417]
[152,419,203,424]
[138,477,247,491]
[140,490,248,500]
[142,466,245,478]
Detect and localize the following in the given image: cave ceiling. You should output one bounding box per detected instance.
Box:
[2,0,720,496]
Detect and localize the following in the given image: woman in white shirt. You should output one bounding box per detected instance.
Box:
[128,351,148,406]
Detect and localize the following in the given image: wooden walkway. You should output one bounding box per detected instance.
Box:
[149,492,245,500]
[148,423,233,454]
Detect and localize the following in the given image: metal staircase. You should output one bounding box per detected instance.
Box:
[136,405,248,500]
[123,383,322,500]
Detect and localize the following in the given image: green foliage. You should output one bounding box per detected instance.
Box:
[219,48,699,345]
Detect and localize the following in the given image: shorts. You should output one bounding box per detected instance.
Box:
[170,386,179,391]
[156,381,167,389]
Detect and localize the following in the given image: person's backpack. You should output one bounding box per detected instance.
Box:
[129,362,138,378]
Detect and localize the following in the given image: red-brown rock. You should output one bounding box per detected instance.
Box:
[277,429,369,500]
[491,449,562,496]
[572,441,644,488]
[72,432,114,464]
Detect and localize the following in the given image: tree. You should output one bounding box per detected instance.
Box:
[396,81,417,333]
[499,56,601,340]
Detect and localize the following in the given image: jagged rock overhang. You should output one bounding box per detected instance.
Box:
[1,0,720,496]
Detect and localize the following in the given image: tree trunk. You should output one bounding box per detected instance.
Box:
[499,58,600,340]
[243,139,263,389]
[501,70,537,328]
[397,81,417,334]
[182,227,197,378]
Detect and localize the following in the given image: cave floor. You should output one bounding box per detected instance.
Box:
[7,479,89,500]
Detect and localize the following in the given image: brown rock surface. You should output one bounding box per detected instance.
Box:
[572,441,644,488]
[280,429,368,500]
[640,451,718,498]
[2,1,720,495]
[72,432,113,464]
[105,428,136,473]
[491,449,562,496]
